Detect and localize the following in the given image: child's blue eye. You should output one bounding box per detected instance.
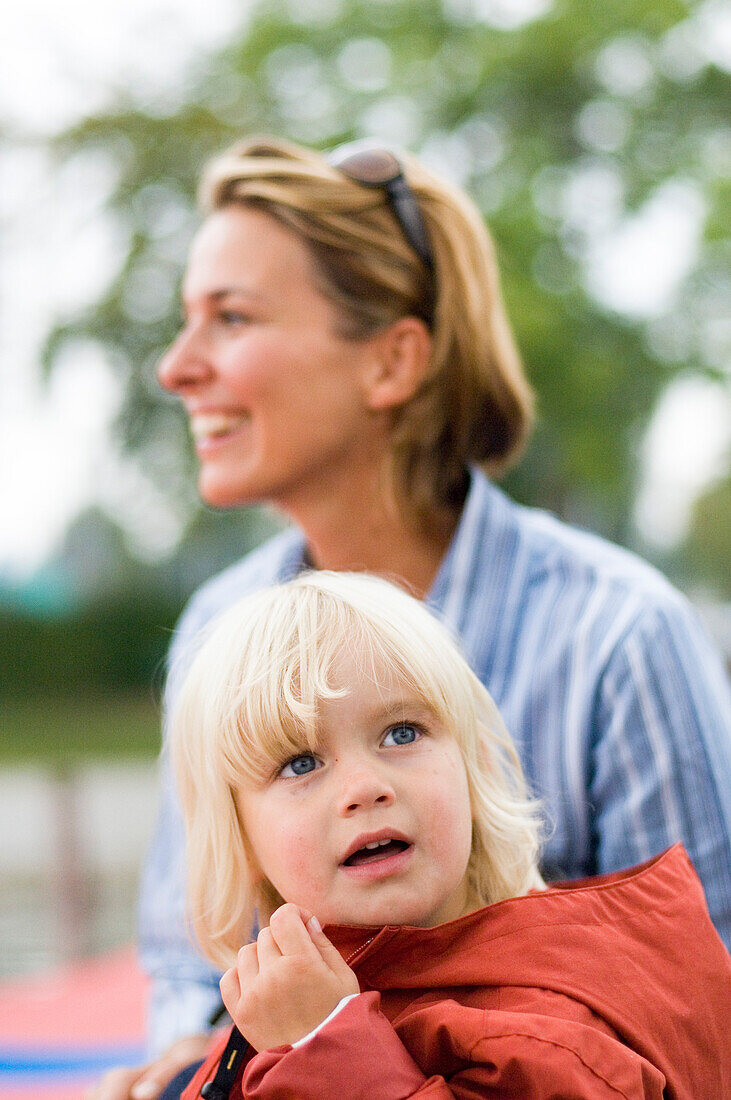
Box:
[383,723,421,747]
[279,753,321,778]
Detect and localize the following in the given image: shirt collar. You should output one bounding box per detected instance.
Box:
[280,466,501,635]
[427,466,501,627]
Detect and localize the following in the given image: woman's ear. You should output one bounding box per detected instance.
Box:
[362,316,432,412]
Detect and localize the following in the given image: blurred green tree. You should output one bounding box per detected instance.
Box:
[683,472,731,598]
[40,0,730,549]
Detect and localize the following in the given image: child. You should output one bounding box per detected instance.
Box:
[171,572,729,1100]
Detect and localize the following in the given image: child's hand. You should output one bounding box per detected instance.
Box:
[220,903,360,1052]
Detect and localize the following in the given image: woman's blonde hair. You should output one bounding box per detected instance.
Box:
[200,136,534,531]
[171,571,543,969]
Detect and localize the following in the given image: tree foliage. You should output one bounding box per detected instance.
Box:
[683,473,731,597]
[41,0,729,546]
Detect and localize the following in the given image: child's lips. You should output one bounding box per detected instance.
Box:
[341,829,412,865]
[344,838,410,867]
[339,841,414,882]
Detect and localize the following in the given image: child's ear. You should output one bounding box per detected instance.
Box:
[361,316,432,412]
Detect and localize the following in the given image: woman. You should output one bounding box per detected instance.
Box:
[92,137,730,1100]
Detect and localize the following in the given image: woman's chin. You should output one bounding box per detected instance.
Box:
[198,472,261,510]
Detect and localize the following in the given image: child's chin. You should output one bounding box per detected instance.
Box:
[335,904,427,928]
[326,906,395,928]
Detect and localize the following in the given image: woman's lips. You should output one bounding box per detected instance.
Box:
[189,413,250,453]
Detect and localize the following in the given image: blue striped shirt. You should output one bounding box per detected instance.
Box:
[138,468,731,1053]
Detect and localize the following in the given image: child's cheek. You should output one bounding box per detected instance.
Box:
[273,825,329,906]
[425,759,473,862]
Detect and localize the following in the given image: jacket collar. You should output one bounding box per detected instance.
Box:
[324,846,702,994]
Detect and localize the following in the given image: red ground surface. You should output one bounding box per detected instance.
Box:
[0,947,147,1099]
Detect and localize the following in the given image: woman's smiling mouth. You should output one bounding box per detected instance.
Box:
[189,412,251,445]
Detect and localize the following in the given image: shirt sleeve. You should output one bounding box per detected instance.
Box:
[238,993,666,1099]
[591,597,731,947]
[137,746,224,1053]
[291,993,360,1048]
[137,594,227,1054]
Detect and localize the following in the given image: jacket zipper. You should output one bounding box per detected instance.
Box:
[346,927,399,967]
[346,935,377,966]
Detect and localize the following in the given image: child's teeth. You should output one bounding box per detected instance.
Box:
[364,839,392,849]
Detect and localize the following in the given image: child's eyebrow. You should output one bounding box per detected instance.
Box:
[368,698,434,722]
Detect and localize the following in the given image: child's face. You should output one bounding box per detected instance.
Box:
[236,651,474,929]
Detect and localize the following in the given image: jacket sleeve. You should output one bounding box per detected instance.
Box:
[239,993,666,1099]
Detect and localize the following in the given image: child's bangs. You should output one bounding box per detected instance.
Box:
[340,606,471,740]
[195,578,477,790]
[216,604,356,785]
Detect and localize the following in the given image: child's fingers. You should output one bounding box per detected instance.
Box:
[234,941,260,989]
[219,965,242,1016]
[255,925,283,968]
[267,902,320,958]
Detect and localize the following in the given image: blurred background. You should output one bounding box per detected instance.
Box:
[1,0,729,987]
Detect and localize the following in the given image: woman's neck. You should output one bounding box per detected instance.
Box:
[278,473,460,602]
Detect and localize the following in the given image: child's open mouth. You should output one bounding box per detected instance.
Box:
[342,838,411,867]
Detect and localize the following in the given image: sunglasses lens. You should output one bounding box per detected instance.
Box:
[332,147,401,186]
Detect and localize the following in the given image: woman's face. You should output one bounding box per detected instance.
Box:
[158,206,386,513]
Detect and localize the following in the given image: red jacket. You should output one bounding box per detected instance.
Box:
[183,846,730,1098]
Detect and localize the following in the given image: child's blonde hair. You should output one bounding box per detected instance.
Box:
[171,571,543,969]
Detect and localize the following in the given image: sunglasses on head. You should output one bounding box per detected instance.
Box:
[327,141,435,273]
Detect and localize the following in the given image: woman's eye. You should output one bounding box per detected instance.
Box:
[279,753,321,779]
[383,723,422,747]
[219,310,251,325]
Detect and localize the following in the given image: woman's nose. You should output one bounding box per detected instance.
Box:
[337,765,396,816]
[157,326,212,394]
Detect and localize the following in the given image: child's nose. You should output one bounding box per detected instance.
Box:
[337,766,396,816]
